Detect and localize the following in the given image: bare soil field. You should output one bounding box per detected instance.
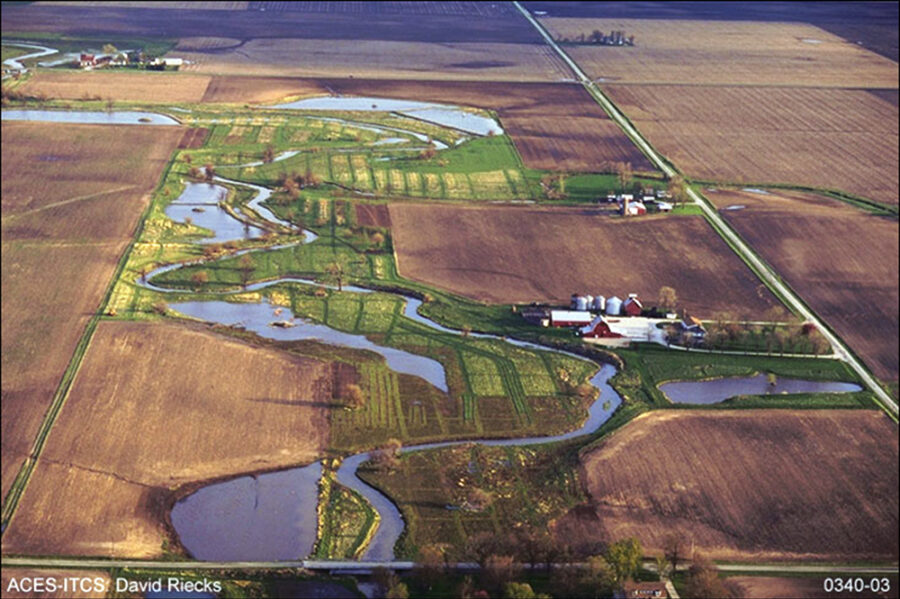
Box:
[566,410,899,562]
[2,321,335,558]
[708,188,899,382]
[1,122,181,503]
[1,241,125,500]
[604,85,899,205]
[3,3,538,43]
[201,75,328,103]
[542,18,899,87]
[526,1,899,61]
[355,203,391,228]
[1,568,110,598]
[725,576,899,599]
[175,40,570,82]
[176,127,208,149]
[390,203,781,316]
[323,79,655,171]
[19,71,211,103]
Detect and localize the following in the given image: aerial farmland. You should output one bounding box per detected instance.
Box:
[1,2,897,599]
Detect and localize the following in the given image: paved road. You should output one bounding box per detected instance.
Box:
[3,557,897,575]
[513,1,898,417]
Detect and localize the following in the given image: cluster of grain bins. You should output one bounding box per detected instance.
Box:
[570,292,643,316]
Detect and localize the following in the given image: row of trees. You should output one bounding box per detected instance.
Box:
[612,162,690,207]
[364,534,738,599]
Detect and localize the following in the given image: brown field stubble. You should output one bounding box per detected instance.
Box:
[543,18,899,87]
[605,85,899,205]
[1,321,335,558]
[201,75,328,103]
[19,71,211,103]
[708,188,899,382]
[566,410,899,562]
[0,122,182,501]
[4,2,538,43]
[175,39,571,82]
[389,203,781,316]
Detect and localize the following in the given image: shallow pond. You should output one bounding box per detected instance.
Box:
[659,373,862,404]
[170,462,321,561]
[1,109,179,126]
[273,96,502,136]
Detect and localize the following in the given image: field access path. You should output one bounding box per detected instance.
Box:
[512,1,898,417]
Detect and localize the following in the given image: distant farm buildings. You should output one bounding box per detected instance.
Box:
[520,291,704,348]
[605,189,672,216]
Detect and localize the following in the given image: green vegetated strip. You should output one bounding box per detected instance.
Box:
[0,148,181,532]
[314,464,379,560]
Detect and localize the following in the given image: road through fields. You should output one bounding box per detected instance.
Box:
[513,1,898,417]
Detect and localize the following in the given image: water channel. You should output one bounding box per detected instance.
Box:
[1,109,180,126]
[129,107,860,563]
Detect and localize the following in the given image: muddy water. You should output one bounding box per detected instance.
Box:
[171,462,321,561]
[1,109,179,125]
[660,374,862,404]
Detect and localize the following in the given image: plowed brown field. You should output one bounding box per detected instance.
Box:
[567,410,899,561]
[1,122,182,501]
[201,75,328,103]
[605,85,899,205]
[175,39,570,82]
[4,2,538,42]
[390,203,781,316]
[19,71,211,103]
[708,188,899,381]
[542,18,899,87]
[1,321,335,558]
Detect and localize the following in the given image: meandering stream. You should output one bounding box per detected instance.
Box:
[139,113,859,563]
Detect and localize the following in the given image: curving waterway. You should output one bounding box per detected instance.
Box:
[139,120,860,563]
[140,157,623,561]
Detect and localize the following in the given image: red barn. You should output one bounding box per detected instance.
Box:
[550,310,593,327]
[623,296,643,316]
[580,316,625,339]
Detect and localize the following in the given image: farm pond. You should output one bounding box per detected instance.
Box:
[273,96,503,136]
[660,374,862,404]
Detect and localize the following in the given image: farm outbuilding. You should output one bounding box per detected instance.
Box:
[592,295,606,311]
[623,294,643,316]
[550,310,593,327]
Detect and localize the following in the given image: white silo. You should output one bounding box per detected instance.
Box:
[592,295,606,312]
[606,295,622,315]
[574,296,589,311]
[585,295,594,309]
